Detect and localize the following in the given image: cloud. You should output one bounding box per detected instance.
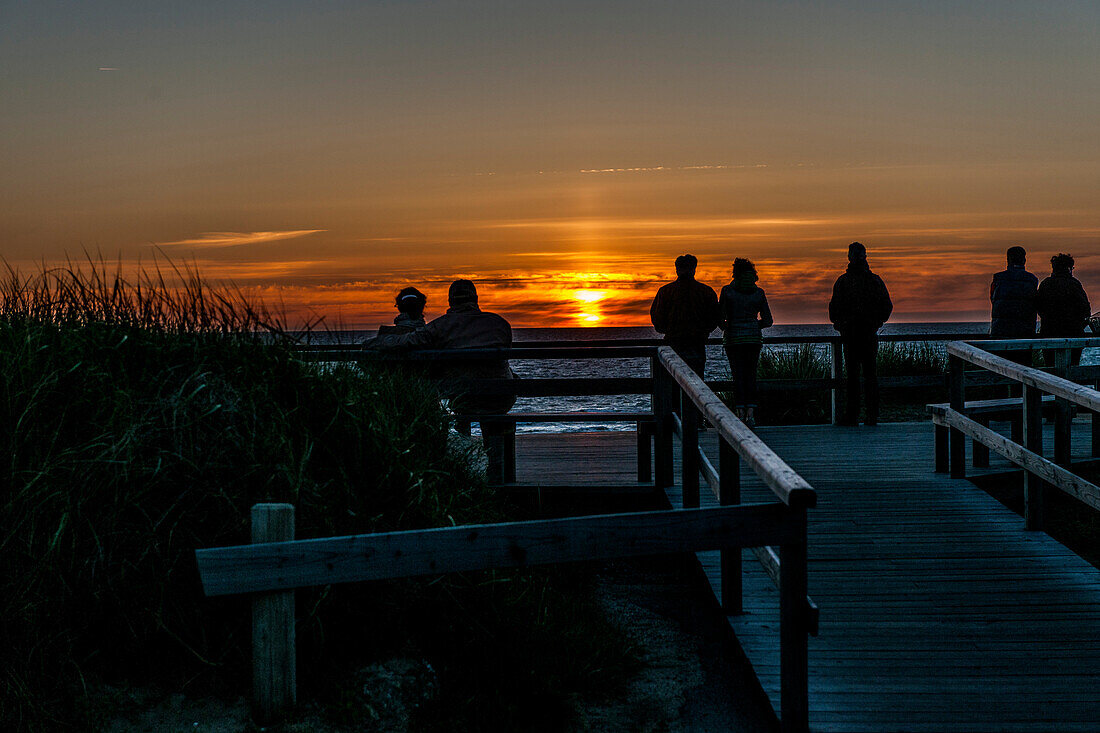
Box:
[157,230,326,248]
[98,67,120,71]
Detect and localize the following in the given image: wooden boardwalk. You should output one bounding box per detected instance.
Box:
[514,421,1100,732]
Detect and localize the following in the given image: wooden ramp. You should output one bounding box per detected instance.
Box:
[515,423,1100,732]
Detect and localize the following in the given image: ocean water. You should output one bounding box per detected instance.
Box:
[338,323,1098,434]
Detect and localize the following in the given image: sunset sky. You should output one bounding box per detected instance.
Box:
[3,1,1098,328]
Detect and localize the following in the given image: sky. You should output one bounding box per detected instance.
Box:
[2,0,1098,328]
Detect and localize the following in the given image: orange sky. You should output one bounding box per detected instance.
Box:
[2,2,1097,328]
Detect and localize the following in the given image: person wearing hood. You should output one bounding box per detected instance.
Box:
[650,254,720,377]
[828,242,893,426]
[365,279,515,478]
[719,258,773,427]
[989,246,1038,366]
[1037,253,1091,366]
[377,286,428,336]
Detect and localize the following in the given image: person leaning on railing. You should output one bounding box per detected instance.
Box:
[363,279,516,469]
[719,258,773,428]
[1037,253,1092,367]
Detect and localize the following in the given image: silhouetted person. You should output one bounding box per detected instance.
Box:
[377,286,427,336]
[1037,253,1091,367]
[829,242,893,426]
[366,279,515,479]
[650,254,720,377]
[989,246,1038,366]
[719,258,772,427]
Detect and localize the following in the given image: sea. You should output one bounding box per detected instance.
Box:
[335,323,1098,434]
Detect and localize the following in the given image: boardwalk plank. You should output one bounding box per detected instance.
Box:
[514,424,1100,732]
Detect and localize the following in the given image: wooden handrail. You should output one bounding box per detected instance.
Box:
[979,337,1100,351]
[657,347,816,509]
[293,330,996,351]
[947,341,1100,413]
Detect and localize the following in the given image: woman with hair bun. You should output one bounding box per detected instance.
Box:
[379,286,428,335]
[719,258,773,427]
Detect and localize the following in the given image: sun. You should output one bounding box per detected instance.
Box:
[573,289,607,303]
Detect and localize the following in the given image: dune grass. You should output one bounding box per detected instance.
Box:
[722,341,950,425]
[0,260,637,731]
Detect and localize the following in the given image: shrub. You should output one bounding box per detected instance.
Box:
[0,261,636,730]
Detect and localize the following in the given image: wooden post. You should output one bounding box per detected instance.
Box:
[719,438,742,614]
[1094,380,1100,460]
[503,430,517,483]
[251,503,296,724]
[1054,349,1072,467]
[485,429,505,486]
[830,340,843,425]
[681,392,700,509]
[779,510,809,733]
[637,420,653,482]
[652,356,675,490]
[934,423,949,473]
[973,416,990,468]
[1023,385,1045,531]
[949,355,966,478]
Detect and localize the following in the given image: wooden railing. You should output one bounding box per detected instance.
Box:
[936,338,1100,531]
[298,329,1004,426]
[651,346,817,731]
[195,341,820,732]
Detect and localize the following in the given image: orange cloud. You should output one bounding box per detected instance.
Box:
[157,230,327,248]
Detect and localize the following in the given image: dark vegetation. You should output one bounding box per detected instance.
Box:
[0,261,638,731]
[727,342,950,425]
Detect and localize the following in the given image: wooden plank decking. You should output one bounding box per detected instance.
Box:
[514,421,1100,732]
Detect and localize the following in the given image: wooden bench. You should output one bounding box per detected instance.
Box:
[928,396,1056,471]
[454,412,656,484]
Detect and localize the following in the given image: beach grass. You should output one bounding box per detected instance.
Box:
[720,341,950,424]
[0,259,637,731]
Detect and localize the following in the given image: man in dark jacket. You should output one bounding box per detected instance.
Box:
[828,242,893,426]
[1037,253,1091,366]
[366,279,515,479]
[650,254,720,376]
[989,246,1038,366]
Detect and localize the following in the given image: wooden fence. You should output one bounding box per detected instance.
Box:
[934,338,1100,531]
[195,341,819,732]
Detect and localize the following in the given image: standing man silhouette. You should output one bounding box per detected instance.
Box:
[829,242,893,426]
[650,254,720,377]
[989,246,1038,366]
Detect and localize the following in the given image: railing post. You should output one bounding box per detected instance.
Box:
[719,438,742,614]
[637,420,653,482]
[1093,379,1100,460]
[1054,349,1072,467]
[949,355,966,478]
[780,509,809,733]
[934,423,949,472]
[681,392,700,509]
[652,355,675,490]
[251,503,296,725]
[830,339,843,425]
[1023,384,1045,531]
